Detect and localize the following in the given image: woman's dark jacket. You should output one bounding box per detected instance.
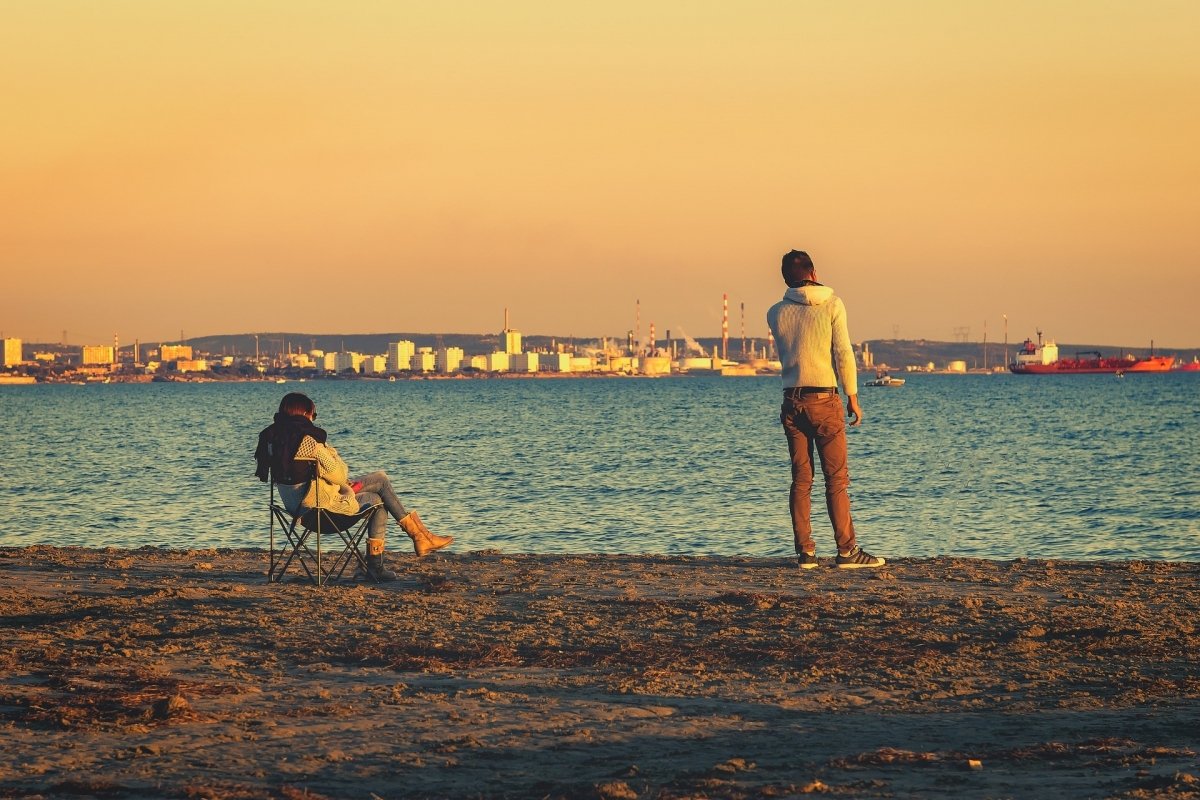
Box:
[254,413,328,484]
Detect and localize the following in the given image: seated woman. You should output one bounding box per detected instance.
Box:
[255,392,452,580]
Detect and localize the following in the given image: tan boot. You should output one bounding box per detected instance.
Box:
[364,537,397,581]
[398,511,453,556]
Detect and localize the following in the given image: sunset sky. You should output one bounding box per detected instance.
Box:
[3,1,1197,347]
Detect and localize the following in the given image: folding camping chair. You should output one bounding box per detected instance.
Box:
[268,451,383,586]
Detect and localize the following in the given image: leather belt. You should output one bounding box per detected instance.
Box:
[784,386,838,398]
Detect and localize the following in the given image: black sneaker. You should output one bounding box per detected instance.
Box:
[797,551,819,569]
[836,546,886,569]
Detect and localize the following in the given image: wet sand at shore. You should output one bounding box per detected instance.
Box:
[1,546,1197,799]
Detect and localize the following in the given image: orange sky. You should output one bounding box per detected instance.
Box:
[2,1,1198,347]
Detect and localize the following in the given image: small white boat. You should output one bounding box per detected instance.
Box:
[865,371,905,387]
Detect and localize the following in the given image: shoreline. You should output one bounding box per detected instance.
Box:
[2,547,1197,798]
[1,370,777,385]
[8,368,1200,385]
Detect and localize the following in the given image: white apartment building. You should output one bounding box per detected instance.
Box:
[485,351,510,372]
[413,348,436,372]
[387,341,415,372]
[361,355,388,374]
[436,347,464,374]
[510,352,539,373]
[333,352,363,373]
[82,345,115,366]
[466,355,488,371]
[2,338,22,367]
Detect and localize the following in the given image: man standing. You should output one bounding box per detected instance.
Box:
[766,250,885,569]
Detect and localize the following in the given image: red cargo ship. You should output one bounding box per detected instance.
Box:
[1009,333,1174,374]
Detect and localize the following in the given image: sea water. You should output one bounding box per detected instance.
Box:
[1,374,1197,560]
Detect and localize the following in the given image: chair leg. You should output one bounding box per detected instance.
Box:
[269,509,301,583]
[274,529,316,584]
[269,512,324,586]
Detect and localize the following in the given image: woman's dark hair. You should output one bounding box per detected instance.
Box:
[278,392,315,417]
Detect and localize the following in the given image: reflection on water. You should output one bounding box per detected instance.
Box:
[2,374,1197,560]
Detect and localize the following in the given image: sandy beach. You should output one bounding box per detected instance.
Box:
[1,546,1197,799]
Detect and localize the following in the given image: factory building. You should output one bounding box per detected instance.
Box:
[608,356,638,373]
[540,352,572,373]
[287,353,316,369]
[641,356,671,376]
[501,308,522,355]
[175,359,210,373]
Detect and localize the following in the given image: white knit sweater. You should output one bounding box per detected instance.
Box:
[766,284,858,395]
[275,435,360,516]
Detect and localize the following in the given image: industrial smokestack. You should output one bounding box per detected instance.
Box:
[722,293,729,362]
[636,299,641,356]
[740,302,746,360]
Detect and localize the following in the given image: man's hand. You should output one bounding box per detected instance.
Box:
[846,394,863,427]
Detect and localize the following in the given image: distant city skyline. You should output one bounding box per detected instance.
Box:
[4,297,1199,352]
[3,2,1198,347]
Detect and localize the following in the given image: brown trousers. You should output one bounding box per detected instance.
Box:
[780,393,857,554]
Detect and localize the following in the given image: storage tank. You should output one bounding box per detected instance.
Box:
[678,357,716,371]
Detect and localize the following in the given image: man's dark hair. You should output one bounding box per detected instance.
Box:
[781,249,815,288]
[278,392,315,417]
